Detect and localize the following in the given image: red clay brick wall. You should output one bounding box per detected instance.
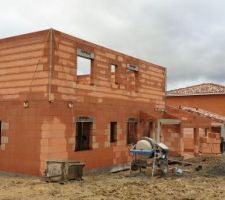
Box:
[45,30,166,172]
[52,30,166,108]
[0,30,50,102]
[167,95,225,116]
[0,29,166,176]
[0,30,53,175]
[66,98,158,170]
[0,102,44,175]
[161,124,180,156]
[183,128,194,152]
[0,98,162,176]
[0,101,73,176]
[199,132,221,154]
[183,128,205,152]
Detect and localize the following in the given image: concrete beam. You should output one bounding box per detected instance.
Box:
[179,125,184,156]
[159,119,181,125]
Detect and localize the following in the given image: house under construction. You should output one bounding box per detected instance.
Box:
[0,29,222,176]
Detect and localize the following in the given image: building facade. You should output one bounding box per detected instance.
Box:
[167,83,225,154]
[0,29,167,175]
[167,83,225,116]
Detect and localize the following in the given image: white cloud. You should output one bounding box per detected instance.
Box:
[1,0,225,90]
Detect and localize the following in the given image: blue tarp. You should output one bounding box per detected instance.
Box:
[130,149,154,156]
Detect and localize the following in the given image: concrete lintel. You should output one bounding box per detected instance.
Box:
[159,119,181,125]
[211,122,224,127]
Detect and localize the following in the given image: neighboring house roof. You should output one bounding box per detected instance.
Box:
[166,106,214,124]
[181,106,225,123]
[167,83,225,96]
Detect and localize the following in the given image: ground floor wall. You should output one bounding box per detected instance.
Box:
[0,101,43,175]
[2,99,218,176]
[0,99,166,176]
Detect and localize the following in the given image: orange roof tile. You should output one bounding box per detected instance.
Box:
[181,106,225,123]
[167,83,225,96]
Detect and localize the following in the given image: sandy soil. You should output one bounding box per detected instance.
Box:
[1,155,225,200]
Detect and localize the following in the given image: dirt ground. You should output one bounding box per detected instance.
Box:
[1,155,225,200]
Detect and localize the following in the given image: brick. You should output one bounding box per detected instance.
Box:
[68,137,75,144]
[92,143,99,149]
[104,141,110,148]
[0,144,6,150]
[200,137,207,143]
[200,136,221,144]
[212,144,221,153]
[117,56,123,62]
[1,122,9,130]
[1,136,9,144]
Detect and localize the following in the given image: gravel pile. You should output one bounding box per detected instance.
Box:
[206,162,225,176]
[185,154,225,177]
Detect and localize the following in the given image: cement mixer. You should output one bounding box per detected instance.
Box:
[130,137,169,176]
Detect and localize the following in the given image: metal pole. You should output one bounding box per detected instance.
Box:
[151,147,157,177]
[157,120,161,142]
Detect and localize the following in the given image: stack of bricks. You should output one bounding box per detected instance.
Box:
[199,132,221,154]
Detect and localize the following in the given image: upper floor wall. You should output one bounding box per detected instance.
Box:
[52,30,166,108]
[0,29,166,109]
[0,30,50,101]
